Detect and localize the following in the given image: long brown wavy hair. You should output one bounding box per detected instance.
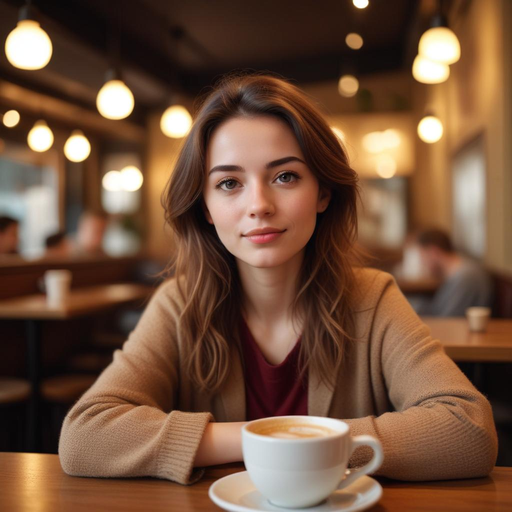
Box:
[163,72,360,395]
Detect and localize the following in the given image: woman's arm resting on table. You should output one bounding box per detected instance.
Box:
[345,273,498,481]
[59,281,214,485]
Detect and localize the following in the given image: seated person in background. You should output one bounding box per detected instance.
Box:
[0,215,19,255]
[412,229,493,316]
[75,210,108,255]
[45,232,73,258]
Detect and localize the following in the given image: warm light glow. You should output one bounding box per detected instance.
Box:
[382,129,401,149]
[338,75,359,98]
[345,33,363,50]
[27,120,54,152]
[160,105,192,138]
[5,19,53,70]
[331,126,346,142]
[96,79,134,120]
[417,115,443,143]
[362,129,401,154]
[64,130,91,162]
[412,55,450,84]
[376,155,397,179]
[419,26,461,65]
[353,0,369,9]
[2,109,20,128]
[120,166,143,191]
[102,170,122,191]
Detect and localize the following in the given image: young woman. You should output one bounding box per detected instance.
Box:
[59,74,497,485]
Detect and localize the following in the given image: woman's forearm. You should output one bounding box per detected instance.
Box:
[194,421,247,467]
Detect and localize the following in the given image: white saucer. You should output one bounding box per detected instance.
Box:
[208,471,382,512]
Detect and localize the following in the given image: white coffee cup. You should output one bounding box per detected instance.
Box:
[242,415,383,508]
[44,270,72,307]
[466,307,491,333]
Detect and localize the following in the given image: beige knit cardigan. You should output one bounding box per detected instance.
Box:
[59,268,498,485]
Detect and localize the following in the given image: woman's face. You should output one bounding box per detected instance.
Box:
[203,116,330,270]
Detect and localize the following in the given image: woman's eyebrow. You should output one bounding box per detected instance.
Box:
[208,156,306,176]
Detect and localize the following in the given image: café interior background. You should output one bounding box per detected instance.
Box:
[0,0,510,273]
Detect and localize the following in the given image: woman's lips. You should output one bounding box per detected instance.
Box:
[243,230,286,244]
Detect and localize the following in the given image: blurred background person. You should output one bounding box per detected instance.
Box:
[45,232,74,258]
[75,210,109,256]
[0,215,19,255]
[410,229,494,317]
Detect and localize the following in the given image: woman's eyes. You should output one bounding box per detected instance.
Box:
[215,172,300,191]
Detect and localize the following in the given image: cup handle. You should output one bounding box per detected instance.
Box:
[336,435,383,490]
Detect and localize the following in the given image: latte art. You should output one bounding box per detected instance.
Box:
[253,423,337,439]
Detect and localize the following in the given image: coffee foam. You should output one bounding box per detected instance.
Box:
[252,422,337,439]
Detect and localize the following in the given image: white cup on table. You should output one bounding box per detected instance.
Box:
[44,270,72,307]
[242,415,383,509]
[466,307,491,333]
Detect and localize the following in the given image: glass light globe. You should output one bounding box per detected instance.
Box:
[353,0,369,8]
[160,105,192,138]
[419,26,461,65]
[5,20,53,70]
[412,55,450,84]
[64,130,91,162]
[96,79,134,120]
[27,120,54,152]
[338,75,359,98]
[376,155,397,179]
[102,170,123,191]
[345,33,363,50]
[417,116,443,143]
[3,110,20,128]
[120,166,143,191]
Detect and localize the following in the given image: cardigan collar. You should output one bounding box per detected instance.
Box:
[219,346,335,420]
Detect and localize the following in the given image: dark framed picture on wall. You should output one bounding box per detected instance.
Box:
[452,133,487,259]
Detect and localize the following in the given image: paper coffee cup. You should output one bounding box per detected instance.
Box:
[242,415,383,508]
[466,307,491,333]
[44,270,72,307]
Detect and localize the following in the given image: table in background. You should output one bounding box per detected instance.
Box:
[422,317,512,362]
[0,453,510,512]
[0,283,154,452]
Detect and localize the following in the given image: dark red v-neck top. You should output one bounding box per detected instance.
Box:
[240,319,308,421]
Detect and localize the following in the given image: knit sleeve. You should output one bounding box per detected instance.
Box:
[58,280,214,485]
[345,273,498,481]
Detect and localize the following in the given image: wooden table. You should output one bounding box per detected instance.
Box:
[0,453,510,512]
[0,283,154,452]
[422,317,512,363]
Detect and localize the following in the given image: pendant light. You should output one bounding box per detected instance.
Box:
[353,0,369,9]
[412,55,450,84]
[338,75,359,98]
[2,110,20,128]
[345,33,363,50]
[27,120,54,152]
[64,130,91,162]
[160,104,192,138]
[96,69,134,120]
[418,12,460,65]
[417,115,443,143]
[120,166,143,191]
[5,1,53,70]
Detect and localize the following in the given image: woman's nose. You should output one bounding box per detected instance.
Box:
[247,184,275,218]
